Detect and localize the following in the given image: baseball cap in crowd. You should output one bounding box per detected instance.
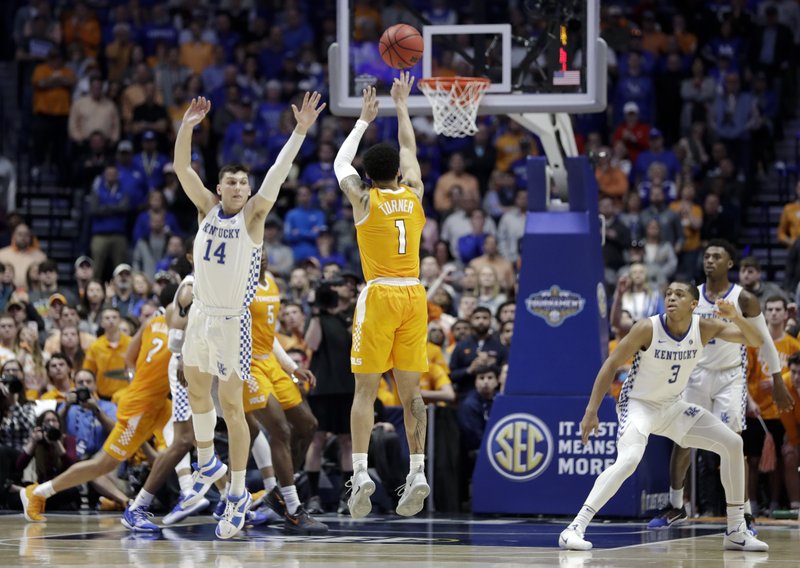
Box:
[74,256,94,269]
[142,130,157,141]
[118,140,133,152]
[154,271,174,284]
[113,263,132,277]
[48,293,68,307]
[7,299,24,311]
[649,128,663,138]
[39,259,58,273]
[623,102,639,115]
[162,162,175,174]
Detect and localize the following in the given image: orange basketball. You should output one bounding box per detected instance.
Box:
[379,24,424,69]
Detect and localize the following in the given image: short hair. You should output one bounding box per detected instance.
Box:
[740,256,761,271]
[764,295,787,309]
[452,318,471,328]
[471,306,493,318]
[474,364,500,378]
[39,259,58,273]
[218,163,249,181]
[706,239,737,264]
[362,143,400,183]
[159,283,179,308]
[788,351,800,368]
[669,279,699,300]
[495,300,515,320]
[47,352,72,371]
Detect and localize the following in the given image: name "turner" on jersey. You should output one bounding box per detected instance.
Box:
[377,199,414,216]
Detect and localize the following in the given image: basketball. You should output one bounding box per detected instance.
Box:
[379,24,424,69]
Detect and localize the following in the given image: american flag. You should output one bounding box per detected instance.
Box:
[553,70,581,86]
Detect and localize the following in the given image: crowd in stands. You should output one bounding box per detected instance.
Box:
[0,0,799,518]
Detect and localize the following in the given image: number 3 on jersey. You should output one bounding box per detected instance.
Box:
[668,364,680,384]
[203,240,227,264]
[395,219,407,255]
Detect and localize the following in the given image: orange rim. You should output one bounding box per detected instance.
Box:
[418,76,491,103]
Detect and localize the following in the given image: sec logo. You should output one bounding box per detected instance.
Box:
[486,413,553,482]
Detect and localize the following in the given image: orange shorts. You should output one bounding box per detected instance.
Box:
[102,399,172,461]
[351,282,428,374]
[244,355,303,412]
[243,357,275,413]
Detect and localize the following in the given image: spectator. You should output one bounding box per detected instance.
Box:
[68,75,120,149]
[44,305,95,358]
[31,48,76,179]
[457,209,489,265]
[227,123,270,180]
[738,256,789,308]
[41,354,74,402]
[632,128,680,185]
[179,18,215,75]
[499,320,514,349]
[496,190,526,265]
[641,219,678,288]
[434,153,480,216]
[104,22,134,84]
[599,196,632,286]
[284,186,326,262]
[449,307,507,397]
[282,8,314,53]
[469,235,515,293]
[262,218,294,277]
[680,58,716,133]
[131,83,170,149]
[495,121,533,172]
[154,46,190,109]
[669,184,704,279]
[639,185,684,250]
[475,266,508,315]
[132,132,169,191]
[16,325,49,400]
[595,147,629,202]
[778,181,800,249]
[0,224,47,289]
[613,266,664,323]
[278,302,311,359]
[611,102,650,164]
[0,360,36,452]
[300,142,339,194]
[131,191,181,245]
[88,165,131,282]
[313,231,345,269]
[59,368,116,460]
[677,121,712,176]
[457,363,499,495]
[711,72,757,176]
[107,264,138,317]
[0,315,15,364]
[72,256,94,304]
[83,307,132,400]
[441,192,497,261]
[62,1,101,59]
[464,124,497,189]
[699,192,737,245]
[132,210,170,278]
[29,260,78,313]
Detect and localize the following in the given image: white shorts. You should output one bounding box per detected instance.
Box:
[682,366,746,433]
[168,354,192,423]
[618,396,709,446]
[182,305,252,382]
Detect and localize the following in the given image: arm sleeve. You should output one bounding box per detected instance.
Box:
[272,337,299,374]
[257,131,306,202]
[747,314,782,374]
[333,120,368,182]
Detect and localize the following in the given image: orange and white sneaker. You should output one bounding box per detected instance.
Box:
[97,497,126,512]
[21,484,47,522]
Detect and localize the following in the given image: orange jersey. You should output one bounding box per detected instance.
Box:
[356,185,425,281]
[121,314,171,415]
[250,273,281,356]
[427,342,449,374]
[747,334,800,419]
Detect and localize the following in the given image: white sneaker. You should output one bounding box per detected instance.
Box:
[162,495,210,526]
[346,469,375,519]
[559,525,592,551]
[215,492,252,540]
[395,468,430,517]
[723,527,769,551]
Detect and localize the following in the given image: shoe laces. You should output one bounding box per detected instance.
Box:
[131,507,155,524]
[221,499,239,522]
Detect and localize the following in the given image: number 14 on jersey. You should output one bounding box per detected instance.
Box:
[203,240,227,264]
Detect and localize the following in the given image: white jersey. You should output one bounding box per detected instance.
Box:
[694,283,746,371]
[621,314,704,404]
[192,204,261,313]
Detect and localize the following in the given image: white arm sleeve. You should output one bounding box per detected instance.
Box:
[272,337,299,374]
[257,130,306,202]
[746,315,782,374]
[333,119,369,182]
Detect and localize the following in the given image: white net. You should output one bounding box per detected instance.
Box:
[418,77,491,138]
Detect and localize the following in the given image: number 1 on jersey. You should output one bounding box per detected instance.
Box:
[395,219,407,255]
[203,240,227,264]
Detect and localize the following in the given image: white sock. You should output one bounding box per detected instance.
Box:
[744,500,752,515]
[192,409,217,444]
[263,476,277,493]
[220,481,230,501]
[132,489,155,510]
[669,487,683,509]
[251,431,272,469]
[409,453,425,474]
[571,504,596,533]
[33,481,56,498]
[229,470,246,497]
[197,445,214,466]
[727,504,745,533]
[178,474,193,496]
[352,452,368,473]
[280,485,300,515]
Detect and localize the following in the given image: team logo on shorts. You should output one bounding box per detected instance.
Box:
[525,286,586,327]
[486,413,553,481]
[684,406,700,418]
[217,361,228,377]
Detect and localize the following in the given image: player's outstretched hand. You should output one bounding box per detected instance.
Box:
[390,70,415,104]
[772,372,795,413]
[292,91,326,135]
[182,97,211,127]
[580,410,600,445]
[715,299,738,319]
[293,368,316,389]
[359,86,379,124]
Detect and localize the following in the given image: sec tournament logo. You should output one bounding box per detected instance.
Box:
[525,286,586,327]
[486,413,553,481]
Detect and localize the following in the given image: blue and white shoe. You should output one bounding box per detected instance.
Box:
[245,509,270,527]
[162,495,210,526]
[213,498,227,521]
[215,492,252,540]
[121,505,161,533]
[183,456,227,508]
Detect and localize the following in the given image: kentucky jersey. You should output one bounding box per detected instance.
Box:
[193,204,261,311]
[249,273,281,356]
[695,283,745,370]
[622,314,704,404]
[356,185,425,281]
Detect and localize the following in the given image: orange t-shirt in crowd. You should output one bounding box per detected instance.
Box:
[32,63,76,116]
[746,334,800,419]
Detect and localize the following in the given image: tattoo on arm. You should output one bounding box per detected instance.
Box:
[410,396,427,454]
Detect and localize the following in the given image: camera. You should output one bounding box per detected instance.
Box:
[314,277,344,311]
[1,374,23,395]
[75,387,91,403]
[45,426,62,442]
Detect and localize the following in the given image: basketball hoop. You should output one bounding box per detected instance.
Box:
[418,77,491,138]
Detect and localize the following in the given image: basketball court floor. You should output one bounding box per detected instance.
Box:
[1,513,796,567]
